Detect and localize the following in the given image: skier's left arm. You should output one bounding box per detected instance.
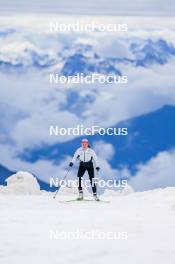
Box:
[92,150,100,171]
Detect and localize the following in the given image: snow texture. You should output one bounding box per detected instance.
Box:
[0,171,175,264]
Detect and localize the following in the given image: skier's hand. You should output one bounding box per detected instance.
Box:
[69,162,73,167]
[96,167,100,171]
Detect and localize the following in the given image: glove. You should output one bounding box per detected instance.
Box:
[69,162,73,167]
[96,167,100,171]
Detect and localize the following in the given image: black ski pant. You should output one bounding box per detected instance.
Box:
[77,161,97,194]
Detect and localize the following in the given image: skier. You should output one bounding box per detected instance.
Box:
[69,138,100,201]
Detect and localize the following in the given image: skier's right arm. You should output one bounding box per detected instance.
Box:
[69,149,80,167]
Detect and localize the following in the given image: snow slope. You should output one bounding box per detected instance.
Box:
[1,187,175,264]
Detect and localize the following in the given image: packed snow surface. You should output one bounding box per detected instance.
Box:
[1,185,175,264]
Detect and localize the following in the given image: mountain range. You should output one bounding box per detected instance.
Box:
[1,104,174,190]
[0,36,175,74]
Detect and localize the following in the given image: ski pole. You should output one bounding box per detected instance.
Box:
[53,167,71,199]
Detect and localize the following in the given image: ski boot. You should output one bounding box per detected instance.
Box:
[93,193,100,201]
[77,191,83,201]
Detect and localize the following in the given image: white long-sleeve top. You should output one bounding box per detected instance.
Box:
[71,147,99,167]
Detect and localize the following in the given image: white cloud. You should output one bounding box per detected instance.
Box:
[94,38,133,58]
[129,150,175,191]
[1,14,175,34]
[93,140,115,161]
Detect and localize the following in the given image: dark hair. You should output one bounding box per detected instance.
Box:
[88,144,91,148]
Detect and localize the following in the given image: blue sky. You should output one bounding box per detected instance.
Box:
[0,0,175,16]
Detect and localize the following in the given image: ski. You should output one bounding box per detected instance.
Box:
[58,199,110,203]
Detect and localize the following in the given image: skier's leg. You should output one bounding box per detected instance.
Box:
[77,165,86,199]
[87,166,100,201]
[87,166,97,194]
[78,176,83,192]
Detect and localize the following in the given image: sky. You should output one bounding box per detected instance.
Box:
[0,0,175,16]
[0,5,175,191]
